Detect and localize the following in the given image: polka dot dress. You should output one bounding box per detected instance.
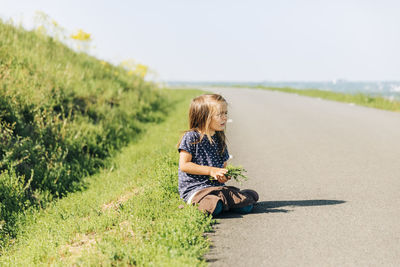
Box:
[178,131,230,202]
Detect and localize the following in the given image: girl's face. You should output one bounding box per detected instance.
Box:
[210,102,228,133]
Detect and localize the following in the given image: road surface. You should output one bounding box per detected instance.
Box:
[203,87,400,266]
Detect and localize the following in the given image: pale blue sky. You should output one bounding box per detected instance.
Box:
[1,0,399,82]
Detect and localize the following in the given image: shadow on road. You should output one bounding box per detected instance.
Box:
[205,200,346,263]
[215,199,346,219]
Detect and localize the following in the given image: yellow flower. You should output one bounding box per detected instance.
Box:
[70,29,91,41]
[120,59,136,70]
[135,64,148,78]
[35,25,47,36]
[120,59,148,78]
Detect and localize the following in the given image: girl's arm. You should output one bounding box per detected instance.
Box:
[179,150,228,183]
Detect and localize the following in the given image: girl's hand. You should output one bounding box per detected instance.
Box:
[209,167,228,183]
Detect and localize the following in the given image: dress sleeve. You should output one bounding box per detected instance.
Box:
[178,132,197,156]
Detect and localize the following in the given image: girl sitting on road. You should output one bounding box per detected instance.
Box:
[177,93,259,217]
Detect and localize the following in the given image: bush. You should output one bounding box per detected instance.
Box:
[0,169,29,242]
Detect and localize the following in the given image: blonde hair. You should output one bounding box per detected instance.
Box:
[177,94,227,154]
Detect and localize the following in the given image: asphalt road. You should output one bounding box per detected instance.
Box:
[203,87,400,267]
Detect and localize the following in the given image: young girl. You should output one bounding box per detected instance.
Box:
[177,94,259,216]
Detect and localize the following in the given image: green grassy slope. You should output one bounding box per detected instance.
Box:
[0,89,214,266]
[0,20,168,247]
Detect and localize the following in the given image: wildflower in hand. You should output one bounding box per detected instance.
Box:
[210,165,248,184]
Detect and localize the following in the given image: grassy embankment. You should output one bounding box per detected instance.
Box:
[0,18,176,250]
[0,89,214,266]
[1,19,215,265]
[237,85,400,112]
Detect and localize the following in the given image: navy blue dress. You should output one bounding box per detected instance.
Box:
[178,131,230,202]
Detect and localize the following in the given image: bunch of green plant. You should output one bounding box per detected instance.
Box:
[209,164,248,184]
[226,165,248,183]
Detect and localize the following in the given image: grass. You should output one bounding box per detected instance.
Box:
[244,85,400,112]
[0,89,215,266]
[0,19,167,246]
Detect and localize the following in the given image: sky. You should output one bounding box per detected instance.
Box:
[1,0,400,82]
